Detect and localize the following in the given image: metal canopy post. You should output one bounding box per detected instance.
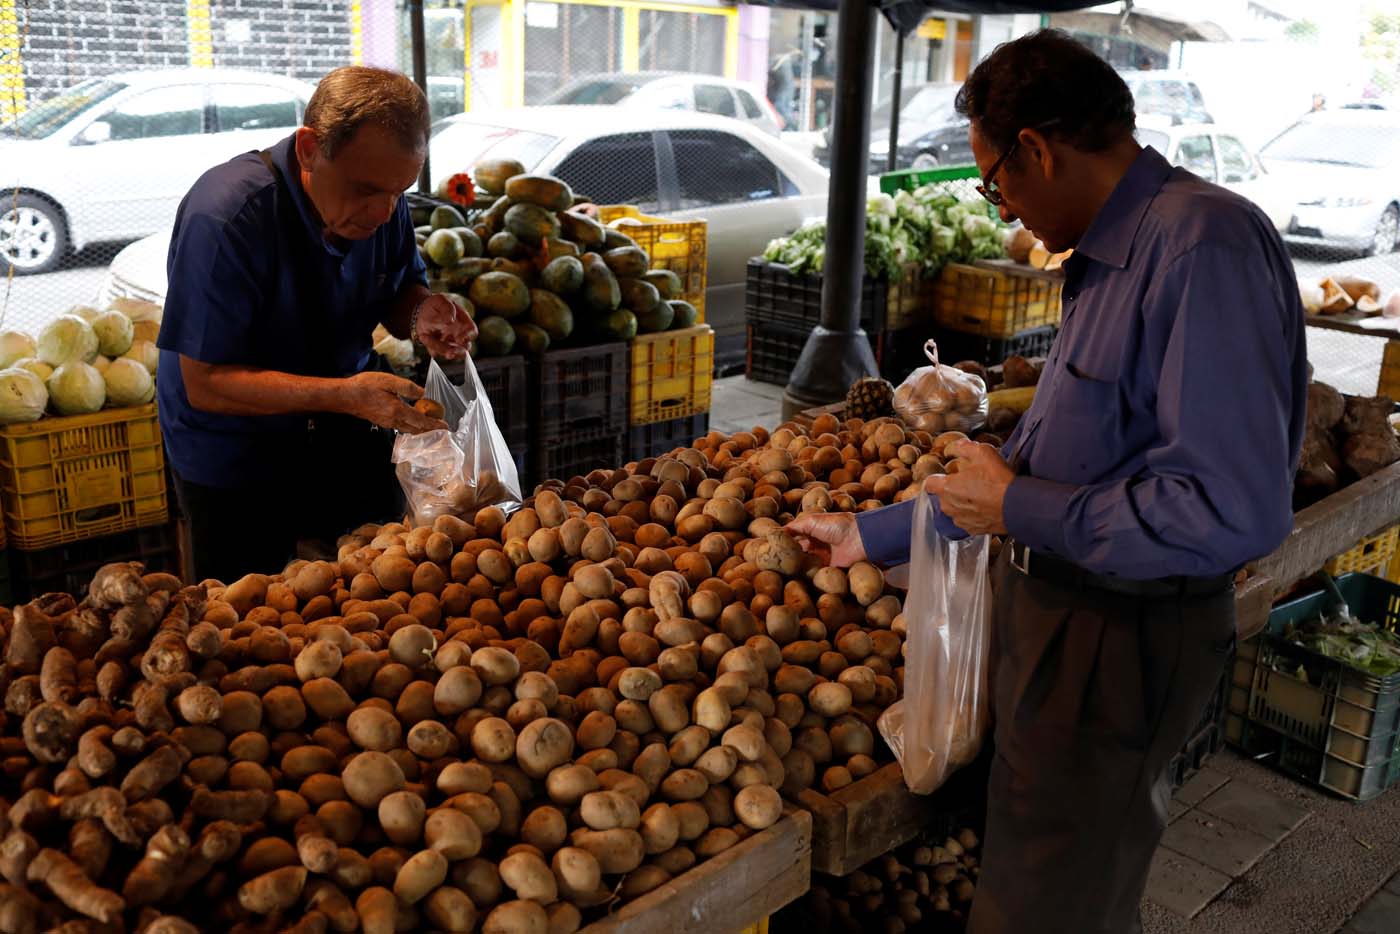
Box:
[408,0,432,193]
[781,0,880,418]
[887,27,905,174]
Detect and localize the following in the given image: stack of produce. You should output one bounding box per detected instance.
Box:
[0,401,1016,931]
[1296,382,1400,508]
[0,301,161,425]
[1297,275,1383,316]
[409,161,697,360]
[777,828,983,934]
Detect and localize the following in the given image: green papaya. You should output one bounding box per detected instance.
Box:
[618,278,661,314]
[476,316,516,356]
[528,289,574,342]
[511,322,551,356]
[415,224,433,237]
[506,174,574,212]
[430,204,466,230]
[468,271,530,320]
[488,231,525,259]
[643,269,682,301]
[559,211,606,248]
[445,257,494,291]
[425,229,465,267]
[541,255,585,294]
[473,158,526,195]
[544,238,579,261]
[604,228,640,251]
[505,202,562,243]
[481,195,513,236]
[410,205,432,227]
[581,253,621,314]
[452,227,484,259]
[490,257,534,280]
[604,246,649,279]
[668,300,699,329]
[635,298,674,334]
[601,308,638,342]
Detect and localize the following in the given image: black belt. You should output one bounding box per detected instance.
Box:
[1006,540,1234,600]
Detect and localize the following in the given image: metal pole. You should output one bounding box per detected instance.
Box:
[887,28,905,175]
[781,0,879,419]
[409,0,432,193]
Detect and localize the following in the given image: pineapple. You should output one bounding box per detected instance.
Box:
[845,376,895,420]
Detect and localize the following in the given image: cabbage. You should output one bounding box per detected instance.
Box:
[0,331,36,368]
[91,310,134,357]
[93,355,111,374]
[0,368,48,424]
[123,339,159,374]
[47,362,105,415]
[68,304,101,323]
[12,357,52,381]
[103,358,154,406]
[37,315,99,366]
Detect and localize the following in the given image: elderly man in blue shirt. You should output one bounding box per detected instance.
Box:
[158,67,476,583]
[790,31,1307,934]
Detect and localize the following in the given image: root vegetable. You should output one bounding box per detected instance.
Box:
[28,848,124,923]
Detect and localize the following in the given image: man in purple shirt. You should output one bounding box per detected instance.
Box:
[790,31,1306,933]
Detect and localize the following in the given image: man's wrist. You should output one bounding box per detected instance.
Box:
[409,295,431,344]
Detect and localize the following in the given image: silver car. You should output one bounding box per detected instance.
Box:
[1261,109,1400,256]
[541,73,784,137]
[0,69,313,273]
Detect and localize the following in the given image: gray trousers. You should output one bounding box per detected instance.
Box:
[967,550,1235,934]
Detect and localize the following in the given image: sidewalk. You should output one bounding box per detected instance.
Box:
[711,375,787,434]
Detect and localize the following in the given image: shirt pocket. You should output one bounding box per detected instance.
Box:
[1035,353,1126,481]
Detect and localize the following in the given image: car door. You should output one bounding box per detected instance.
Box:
[1173,133,1218,183]
[210,83,304,158]
[547,131,663,213]
[73,83,208,239]
[693,85,739,121]
[1217,132,1290,230]
[735,87,779,136]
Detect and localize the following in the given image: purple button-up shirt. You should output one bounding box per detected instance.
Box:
[856,146,1308,579]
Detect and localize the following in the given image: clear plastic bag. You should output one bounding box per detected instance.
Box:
[877,491,992,794]
[893,340,988,434]
[392,358,522,525]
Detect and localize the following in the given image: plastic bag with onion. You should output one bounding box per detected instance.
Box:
[892,340,988,433]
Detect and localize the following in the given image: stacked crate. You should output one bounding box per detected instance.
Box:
[930,260,1063,366]
[528,343,631,487]
[626,325,715,462]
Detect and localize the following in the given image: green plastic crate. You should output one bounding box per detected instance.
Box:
[878,163,982,195]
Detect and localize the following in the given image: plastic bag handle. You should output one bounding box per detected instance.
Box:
[924,340,940,367]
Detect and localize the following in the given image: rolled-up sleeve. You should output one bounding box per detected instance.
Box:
[1005,241,1303,578]
[158,211,265,365]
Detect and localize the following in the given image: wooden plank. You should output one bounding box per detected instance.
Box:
[580,809,812,933]
[1235,572,1276,643]
[1252,460,1400,596]
[800,762,940,876]
[1304,314,1400,341]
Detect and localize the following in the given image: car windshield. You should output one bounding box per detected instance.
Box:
[1263,121,1400,168]
[900,85,959,124]
[1135,128,1170,153]
[548,81,643,106]
[2,78,126,139]
[430,121,560,172]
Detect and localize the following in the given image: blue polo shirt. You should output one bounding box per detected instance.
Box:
[156,134,427,488]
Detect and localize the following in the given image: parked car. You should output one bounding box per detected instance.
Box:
[430,106,828,373]
[812,82,973,174]
[0,69,314,274]
[1122,70,1214,125]
[541,73,783,137]
[1134,119,1294,231]
[1259,109,1400,256]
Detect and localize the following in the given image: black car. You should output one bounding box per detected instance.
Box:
[812,82,973,173]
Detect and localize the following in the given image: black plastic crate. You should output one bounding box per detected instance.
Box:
[531,343,629,439]
[10,521,184,601]
[626,413,710,462]
[933,325,1058,368]
[439,355,529,449]
[529,430,626,487]
[746,259,884,332]
[1169,662,1230,791]
[746,320,930,388]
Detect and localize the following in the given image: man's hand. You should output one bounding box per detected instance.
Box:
[786,512,867,568]
[343,371,448,434]
[416,294,478,360]
[924,440,1013,536]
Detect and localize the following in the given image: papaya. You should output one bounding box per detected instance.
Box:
[488,231,526,259]
[473,158,526,195]
[481,195,513,236]
[528,289,574,342]
[511,322,551,356]
[618,278,661,314]
[468,271,530,320]
[635,299,674,334]
[643,269,682,301]
[544,238,579,261]
[604,228,640,251]
[430,204,466,230]
[415,224,433,237]
[604,247,649,279]
[444,293,474,318]
[490,257,534,280]
[475,316,517,356]
[668,300,699,329]
[541,255,585,295]
[600,308,638,342]
[559,211,606,248]
[425,229,465,267]
[505,202,562,243]
[445,257,493,291]
[505,174,574,212]
[452,227,484,259]
[580,253,621,314]
[411,205,433,227]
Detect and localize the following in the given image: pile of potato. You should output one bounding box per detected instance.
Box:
[0,410,985,933]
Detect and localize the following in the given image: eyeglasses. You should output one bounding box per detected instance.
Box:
[976,119,1061,206]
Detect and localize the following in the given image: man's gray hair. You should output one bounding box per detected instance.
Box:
[304,66,430,159]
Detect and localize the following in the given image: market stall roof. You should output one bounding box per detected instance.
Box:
[739,0,1099,33]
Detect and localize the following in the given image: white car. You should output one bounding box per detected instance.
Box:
[541,73,783,137]
[0,69,313,273]
[1259,109,1400,256]
[430,106,829,371]
[1134,119,1294,232]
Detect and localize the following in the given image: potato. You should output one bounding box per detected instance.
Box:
[394,848,448,904]
[472,646,521,686]
[572,828,645,875]
[371,555,415,593]
[722,724,765,762]
[695,745,739,784]
[342,751,406,808]
[546,764,600,805]
[516,717,575,778]
[695,827,740,858]
[484,900,548,934]
[693,687,731,733]
[580,790,641,831]
[425,886,479,933]
[388,623,436,668]
[379,790,427,846]
[500,851,557,903]
[848,561,885,606]
[617,667,662,701]
[551,847,601,901]
[734,784,782,830]
[573,565,614,601]
[472,718,517,763]
[809,682,853,717]
[426,807,484,860]
[660,768,708,802]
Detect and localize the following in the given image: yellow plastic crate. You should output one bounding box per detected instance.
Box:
[629,325,714,425]
[739,920,769,934]
[598,205,708,321]
[1324,525,1400,582]
[0,403,169,550]
[1380,339,1400,400]
[933,260,1063,338]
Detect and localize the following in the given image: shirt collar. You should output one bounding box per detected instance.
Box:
[1071,145,1173,270]
[271,134,346,258]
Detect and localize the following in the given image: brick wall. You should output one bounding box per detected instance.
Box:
[17,0,356,99]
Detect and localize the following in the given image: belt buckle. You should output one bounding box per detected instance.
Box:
[1010,541,1031,576]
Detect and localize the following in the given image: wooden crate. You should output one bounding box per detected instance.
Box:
[580,810,811,933]
[793,763,943,877]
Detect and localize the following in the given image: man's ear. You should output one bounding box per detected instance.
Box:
[1019,127,1057,181]
[294,127,321,168]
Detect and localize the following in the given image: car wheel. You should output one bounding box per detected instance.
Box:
[1370,203,1400,256]
[911,152,940,171]
[0,194,68,274]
